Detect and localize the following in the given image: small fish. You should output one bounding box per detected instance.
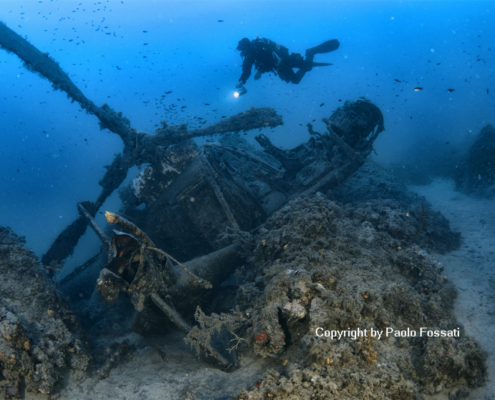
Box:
[394,78,401,83]
[413,87,423,92]
[487,88,490,95]
[217,19,224,23]
[319,102,325,107]
[447,88,455,93]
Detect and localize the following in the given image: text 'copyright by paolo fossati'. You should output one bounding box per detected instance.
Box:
[314,327,460,340]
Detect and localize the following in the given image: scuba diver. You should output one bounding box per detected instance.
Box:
[235,37,340,95]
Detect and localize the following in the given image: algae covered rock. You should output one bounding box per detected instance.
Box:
[236,194,485,399]
[334,160,461,254]
[0,227,90,398]
[456,124,495,196]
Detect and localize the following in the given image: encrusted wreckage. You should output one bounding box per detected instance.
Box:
[79,98,385,369]
[0,21,283,273]
[1,18,383,344]
[119,98,384,259]
[1,19,385,339]
[0,21,486,400]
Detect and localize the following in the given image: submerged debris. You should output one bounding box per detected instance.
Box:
[91,210,244,369]
[121,98,385,260]
[185,307,248,369]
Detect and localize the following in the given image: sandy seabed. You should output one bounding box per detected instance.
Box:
[411,179,495,400]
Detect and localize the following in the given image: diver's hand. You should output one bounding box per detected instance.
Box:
[234,84,247,97]
[235,81,244,89]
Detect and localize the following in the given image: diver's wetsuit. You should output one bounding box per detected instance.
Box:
[237,37,340,86]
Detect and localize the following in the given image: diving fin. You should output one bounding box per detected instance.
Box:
[306,39,340,57]
[311,61,333,67]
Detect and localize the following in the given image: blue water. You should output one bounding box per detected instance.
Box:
[1,0,494,257]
